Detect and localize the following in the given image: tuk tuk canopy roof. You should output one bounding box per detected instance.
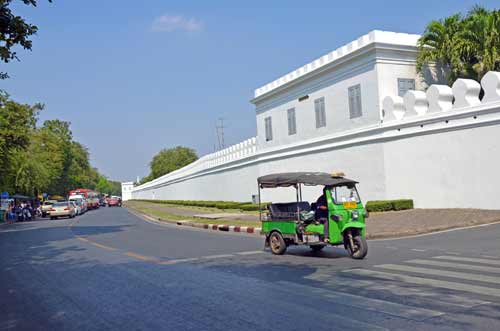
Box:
[258,172,357,188]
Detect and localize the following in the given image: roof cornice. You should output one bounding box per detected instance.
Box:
[251,30,420,103]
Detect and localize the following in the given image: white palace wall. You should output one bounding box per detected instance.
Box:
[132,72,500,209]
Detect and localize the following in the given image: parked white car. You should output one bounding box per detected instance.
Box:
[69,196,86,215]
[49,201,76,220]
[70,201,80,215]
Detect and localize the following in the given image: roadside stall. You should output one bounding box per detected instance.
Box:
[11,194,37,222]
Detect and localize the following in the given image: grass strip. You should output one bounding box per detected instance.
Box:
[126,204,261,228]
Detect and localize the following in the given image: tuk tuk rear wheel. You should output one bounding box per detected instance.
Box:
[269,232,287,255]
[347,235,368,259]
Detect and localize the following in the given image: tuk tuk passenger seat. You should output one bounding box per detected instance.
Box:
[268,202,311,220]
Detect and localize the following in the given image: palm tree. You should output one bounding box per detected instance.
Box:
[417,7,500,84]
[417,13,464,84]
[457,6,500,80]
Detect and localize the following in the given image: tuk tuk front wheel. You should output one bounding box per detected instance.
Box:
[269,232,287,255]
[347,233,368,260]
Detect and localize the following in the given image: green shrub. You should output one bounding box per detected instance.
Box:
[365,199,414,212]
[392,199,414,211]
[239,203,261,211]
[366,200,393,212]
[132,199,269,212]
[214,202,242,209]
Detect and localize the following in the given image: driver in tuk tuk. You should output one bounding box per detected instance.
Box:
[315,188,330,241]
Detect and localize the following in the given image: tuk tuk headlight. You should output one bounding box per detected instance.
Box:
[351,210,359,220]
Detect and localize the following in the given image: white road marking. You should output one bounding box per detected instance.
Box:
[235,250,265,256]
[344,268,500,297]
[199,254,235,259]
[433,255,500,266]
[407,259,500,274]
[326,277,488,308]
[375,264,500,284]
[159,250,265,265]
[370,220,500,241]
[159,258,200,265]
[411,249,427,252]
[277,281,444,321]
[481,255,499,259]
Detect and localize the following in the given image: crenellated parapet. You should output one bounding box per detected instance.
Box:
[383,71,500,122]
[253,30,420,99]
[134,136,259,191]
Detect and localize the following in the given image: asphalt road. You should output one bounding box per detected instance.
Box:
[1,207,500,330]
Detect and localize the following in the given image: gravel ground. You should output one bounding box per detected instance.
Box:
[366,208,500,238]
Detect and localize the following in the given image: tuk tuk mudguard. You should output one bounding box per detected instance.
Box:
[264,227,298,247]
[341,221,366,235]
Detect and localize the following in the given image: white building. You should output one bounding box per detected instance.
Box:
[130,30,500,209]
[252,30,443,150]
[121,182,135,201]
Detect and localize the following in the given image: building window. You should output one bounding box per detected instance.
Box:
[314,97,326,128]
[398,78,415,97]
[264,116,273,141]
[287,108,297,135]
[348,84,362,119]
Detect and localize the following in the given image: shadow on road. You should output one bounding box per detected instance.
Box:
[0,219,494,331]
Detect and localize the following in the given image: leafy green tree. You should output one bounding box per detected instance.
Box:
[95,177,122,196]
[11,124,64,195]
[0,0,52,79]
[146,146,198,181]
[107,180,122,196]
[417,7,500,83]
[139,174,153,185]
[41,119,73,195]
[0,91,42,192]
[67,142,93,188]
[95,175,111,194]
[0,93,121,196]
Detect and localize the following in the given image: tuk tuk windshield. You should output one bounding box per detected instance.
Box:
[332,185,360,204]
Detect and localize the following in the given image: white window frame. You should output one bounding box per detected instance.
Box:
[348,84,362,119]
[264,116,273,141]
[287,108,297,135]
[314,97,326,128]
[398,78,416,97]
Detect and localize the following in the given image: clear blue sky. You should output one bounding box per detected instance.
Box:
[2,0,498,181]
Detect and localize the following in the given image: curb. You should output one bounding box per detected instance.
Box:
[0,220,17,228]
[176,220,261,235]
[127,208,262,236]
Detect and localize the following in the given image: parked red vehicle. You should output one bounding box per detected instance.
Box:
[108,196,121,207]
[68,189,100,209]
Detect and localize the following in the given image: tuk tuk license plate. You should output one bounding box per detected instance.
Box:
[304,235,319,243]
[343,201,357,209]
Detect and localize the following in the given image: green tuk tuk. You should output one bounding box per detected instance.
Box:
[258,172,368,259]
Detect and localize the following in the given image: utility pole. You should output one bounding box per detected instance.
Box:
[215,118,225,150]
